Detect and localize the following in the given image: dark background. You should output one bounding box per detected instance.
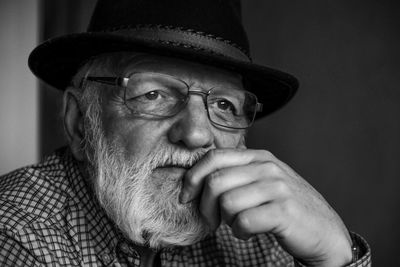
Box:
[38,1,400,265]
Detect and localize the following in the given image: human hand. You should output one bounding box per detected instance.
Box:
[180,149,353,266]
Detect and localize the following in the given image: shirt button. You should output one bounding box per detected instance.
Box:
[101,254,113,265]
[120,243,130,254]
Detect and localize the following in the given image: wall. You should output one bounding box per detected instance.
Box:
[39,0,97,156]
[0,0,39,174]
[243,1,400,266]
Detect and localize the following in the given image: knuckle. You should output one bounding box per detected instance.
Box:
[273,180,290,196]
[280,198,299,218]
[183,170,195,187]
[236,212,251,230]
[205,171,223,189]
[219,192,235,211]
[262,161,282,176]
[261,150,274,159]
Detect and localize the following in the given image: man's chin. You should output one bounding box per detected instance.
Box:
[141,224,211,249]
[123,198,211,249]
[90,143,210,248]
[124,219,210,249]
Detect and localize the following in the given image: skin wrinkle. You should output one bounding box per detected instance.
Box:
[83,91,212,248]
[70,52,247,248]
[61,51,358,266]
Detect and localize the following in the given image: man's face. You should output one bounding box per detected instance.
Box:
[83,53,246,248]
[100,54,246,157]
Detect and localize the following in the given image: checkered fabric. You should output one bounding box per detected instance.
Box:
[0,147,371,266]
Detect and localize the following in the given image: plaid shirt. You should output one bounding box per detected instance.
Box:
[0,147,371,266]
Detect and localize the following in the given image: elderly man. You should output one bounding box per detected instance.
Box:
[0,0,370,266]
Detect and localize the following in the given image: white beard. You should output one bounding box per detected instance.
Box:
[83,104,210,248]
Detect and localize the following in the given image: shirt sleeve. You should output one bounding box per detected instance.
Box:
[293,232,371,267]
[348,232,371,267]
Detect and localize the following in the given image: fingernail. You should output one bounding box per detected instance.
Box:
[179,191,190,204]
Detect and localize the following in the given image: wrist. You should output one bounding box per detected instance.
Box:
[307,231,353,267]
[325,231,354,267]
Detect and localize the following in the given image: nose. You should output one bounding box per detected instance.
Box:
[168,94,214,149]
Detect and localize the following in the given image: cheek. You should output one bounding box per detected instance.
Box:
[102,116,169,159]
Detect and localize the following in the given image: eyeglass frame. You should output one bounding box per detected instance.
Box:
[82,72,263,129]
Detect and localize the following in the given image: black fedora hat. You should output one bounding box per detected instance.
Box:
[28,0,298,118]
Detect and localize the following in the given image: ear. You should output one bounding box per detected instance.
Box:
[63,89,85,161]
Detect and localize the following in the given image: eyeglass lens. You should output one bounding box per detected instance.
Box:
[124,73,258,129]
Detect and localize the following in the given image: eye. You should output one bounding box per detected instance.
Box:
[217,100,235,112]
[144,91,160,100]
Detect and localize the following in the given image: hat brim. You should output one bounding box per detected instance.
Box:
[28,32,298,118]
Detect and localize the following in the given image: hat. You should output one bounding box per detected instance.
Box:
[28,0,298,118]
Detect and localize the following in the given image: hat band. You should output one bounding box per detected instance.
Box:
[111,26,251,62]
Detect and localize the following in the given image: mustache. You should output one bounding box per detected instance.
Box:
[149,147,209,170]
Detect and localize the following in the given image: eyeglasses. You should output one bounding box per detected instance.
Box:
[84,72,263,129]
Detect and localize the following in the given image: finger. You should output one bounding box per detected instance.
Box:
[231,202,287,240]
[219,179,290,226]
[180,148,274,203]
[198,163,264,230]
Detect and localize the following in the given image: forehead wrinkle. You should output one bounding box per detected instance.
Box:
[119,54,244,92]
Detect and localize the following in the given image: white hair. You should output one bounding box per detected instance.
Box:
[62,52,211,248]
